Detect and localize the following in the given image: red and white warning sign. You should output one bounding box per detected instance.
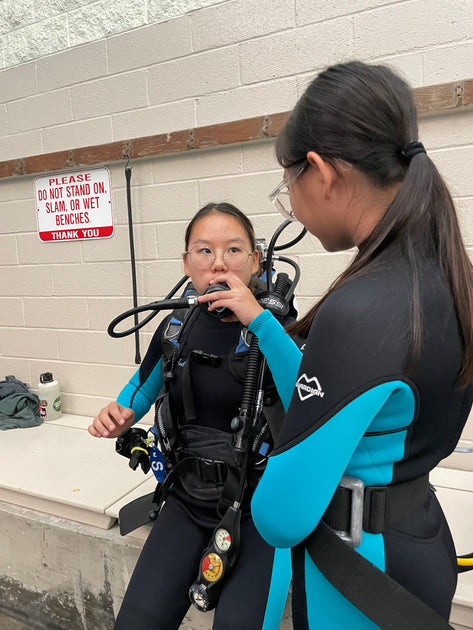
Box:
[35,167,114,242]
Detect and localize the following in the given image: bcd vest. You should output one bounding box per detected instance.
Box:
[153,284,287,502]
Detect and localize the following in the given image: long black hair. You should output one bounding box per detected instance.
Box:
[277,61,473,386]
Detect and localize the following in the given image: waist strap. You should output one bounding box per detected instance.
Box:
[177,454,229,485]
[323,474,430,541]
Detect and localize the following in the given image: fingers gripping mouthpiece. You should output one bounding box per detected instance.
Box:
[200,283,233,319]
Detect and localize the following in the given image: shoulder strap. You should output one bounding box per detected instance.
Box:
[305,521,455,630]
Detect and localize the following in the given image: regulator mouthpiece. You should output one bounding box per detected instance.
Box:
[200,283,232,319]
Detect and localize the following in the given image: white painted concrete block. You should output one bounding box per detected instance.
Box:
[52,261,127,296]
[37,40,108,92]
[0,265,54,296]
[198,171,281,215]
[191,0,295,51]
[87,296,143,331]
[431,147,473,197]
[240,19,353,85]
[196,77,298,127]
[42,116,114,153]
[17,233,82,265]
[420,111,473,150]
[129,180,199,223]
[136,259,187,298]
[241,139,279,172]
[0,104,7,135]
[57,329,134,365]
[0,60,37,102]
[424,41,473,85]
[0,234,19,265]
[296,0,394,25]
[107,16,192,74]
[147,46,240,105]
[7,88,72,134]
[0,129,43,160]
[23,297,90,330]
[1,327,59,359]
[156,220,188,258]
[0,357,33,387]
[92,363,138,398]
[151,146,242,182]
[353,0,471,61]
[112,99,196,141]
[70,70,148,119]
[1,297,24,325]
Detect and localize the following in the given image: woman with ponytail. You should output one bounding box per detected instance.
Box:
[242,61,473,628]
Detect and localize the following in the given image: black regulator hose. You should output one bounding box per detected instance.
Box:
[265,220,306,291]
[107,283,232,338]
[108,296,198,338]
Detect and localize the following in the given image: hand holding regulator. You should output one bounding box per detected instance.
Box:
[109,220,306,612]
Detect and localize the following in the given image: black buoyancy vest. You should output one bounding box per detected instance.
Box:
[153,283,287,501]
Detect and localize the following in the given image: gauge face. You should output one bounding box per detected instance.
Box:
[189,584,209,611]
[192,589,205,606]
[201,552,224,582]
[214,528,232,552]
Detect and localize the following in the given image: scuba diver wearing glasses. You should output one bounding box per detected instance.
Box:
[89,202,303,630]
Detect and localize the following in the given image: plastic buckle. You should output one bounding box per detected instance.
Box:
[334,475,365,547]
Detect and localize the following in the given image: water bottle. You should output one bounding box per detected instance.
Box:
[38,372,62,421]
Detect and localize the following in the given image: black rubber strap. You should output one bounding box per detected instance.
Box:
[305,521,455,630]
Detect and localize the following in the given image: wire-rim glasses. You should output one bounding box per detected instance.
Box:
[269,162,307,221]
[185,246,253,270]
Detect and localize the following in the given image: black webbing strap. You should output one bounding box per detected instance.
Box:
[305,520,455,629]
[178,454,229,485]
[182,350,222,421]
[323,474,430,534]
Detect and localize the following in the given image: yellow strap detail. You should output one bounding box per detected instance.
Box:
[457,558,473,566]
[130,446,149,456]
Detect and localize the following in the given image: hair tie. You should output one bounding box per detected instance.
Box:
[401,141,426,164]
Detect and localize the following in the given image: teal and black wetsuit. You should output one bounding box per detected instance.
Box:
[113,308,295,630]
[250,259,473,629]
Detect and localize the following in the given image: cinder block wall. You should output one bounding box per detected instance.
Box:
[1,0,472,443]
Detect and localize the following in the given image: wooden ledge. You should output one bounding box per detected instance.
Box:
[1,79,472,180]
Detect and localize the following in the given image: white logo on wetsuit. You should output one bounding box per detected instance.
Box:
[295,373,325,401]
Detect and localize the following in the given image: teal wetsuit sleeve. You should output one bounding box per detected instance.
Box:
[249,309,302,410]
[251,380,414,548]
[116,358,163,423]
[251,287,419,548]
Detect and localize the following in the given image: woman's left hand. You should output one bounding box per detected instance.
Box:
[198,274,264,327]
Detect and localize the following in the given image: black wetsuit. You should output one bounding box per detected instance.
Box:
[250,258,473,629]
[114,309,293,630]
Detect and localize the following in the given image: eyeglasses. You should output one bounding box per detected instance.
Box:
[185,246,253,270]
[269,162,307,221]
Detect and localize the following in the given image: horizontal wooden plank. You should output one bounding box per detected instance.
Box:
[1,79,472,180]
